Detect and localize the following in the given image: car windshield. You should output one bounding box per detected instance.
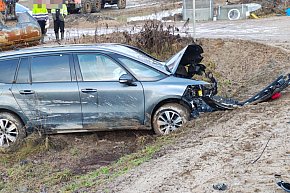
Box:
[107,45,171,74]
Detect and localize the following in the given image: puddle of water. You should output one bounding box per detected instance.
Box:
[127,8,182,22]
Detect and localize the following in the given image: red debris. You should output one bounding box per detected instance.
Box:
[271,92,282,100]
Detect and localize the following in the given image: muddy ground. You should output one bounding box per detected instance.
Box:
[1,0,290,192]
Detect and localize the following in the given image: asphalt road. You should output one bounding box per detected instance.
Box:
[187,16,290,45]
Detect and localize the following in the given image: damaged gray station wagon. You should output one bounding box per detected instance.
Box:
[0,44,215,151]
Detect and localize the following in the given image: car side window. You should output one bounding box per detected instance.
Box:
[117,57,165,81]
[16,58,30,84]
[77,54,127,81]
[31,54,71,83]
[0,59,18,83]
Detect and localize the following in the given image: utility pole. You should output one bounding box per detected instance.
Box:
[192,0,196,40]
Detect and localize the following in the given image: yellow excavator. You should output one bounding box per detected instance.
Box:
[0,0,41,49]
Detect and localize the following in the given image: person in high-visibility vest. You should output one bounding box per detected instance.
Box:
[32,4,48,43]
[51,4,68,41]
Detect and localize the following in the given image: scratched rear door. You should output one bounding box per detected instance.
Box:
[12,54,83,132]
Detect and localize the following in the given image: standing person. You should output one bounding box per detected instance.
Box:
[32,3,48,44]
[51,4,67,41]
[4,0,18,20]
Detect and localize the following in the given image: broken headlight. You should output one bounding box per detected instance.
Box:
[183,83,216,99]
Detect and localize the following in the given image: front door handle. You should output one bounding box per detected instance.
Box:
[81,88,97,93]
[19,90,35,95]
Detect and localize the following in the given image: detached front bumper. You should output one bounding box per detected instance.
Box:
[202,74,290,111]
[184,74,290,116]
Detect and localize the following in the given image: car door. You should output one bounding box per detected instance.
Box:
[74,52,145,130]
[11,54,83,131]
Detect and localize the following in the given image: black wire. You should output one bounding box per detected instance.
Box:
[251,136,272,164]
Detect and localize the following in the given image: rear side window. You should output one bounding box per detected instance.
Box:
[31,54,71,83]
[0,59,18,83]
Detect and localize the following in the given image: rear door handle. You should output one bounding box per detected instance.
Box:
[19,90,35,95]
[81,88,97,93]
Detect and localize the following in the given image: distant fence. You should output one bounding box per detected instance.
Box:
[182,0,214,21]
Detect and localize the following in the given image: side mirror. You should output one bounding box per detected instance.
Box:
[119,74,136,86]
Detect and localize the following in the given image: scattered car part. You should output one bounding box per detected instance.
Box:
[271,92,281,100]
[241,74,289,105]
[202,74,290,111]
[213,183,227,191]
[277,181,290,192]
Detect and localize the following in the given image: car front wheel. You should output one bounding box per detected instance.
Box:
[152,103,190,135]
[0,112,25,153]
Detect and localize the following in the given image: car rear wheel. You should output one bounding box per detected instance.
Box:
[152,103,190,135]
[0,112,25,153]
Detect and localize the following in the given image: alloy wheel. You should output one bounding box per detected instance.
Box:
[156,110,183,135]
[0,119,18,147]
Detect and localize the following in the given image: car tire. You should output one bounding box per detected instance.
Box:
[92,0,102,13]
[81,0,92,13]
[0,112,25,153]
[152,103,190,135]
[117,0,126,9]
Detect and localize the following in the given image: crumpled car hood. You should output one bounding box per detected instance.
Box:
[165,44,204,75]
